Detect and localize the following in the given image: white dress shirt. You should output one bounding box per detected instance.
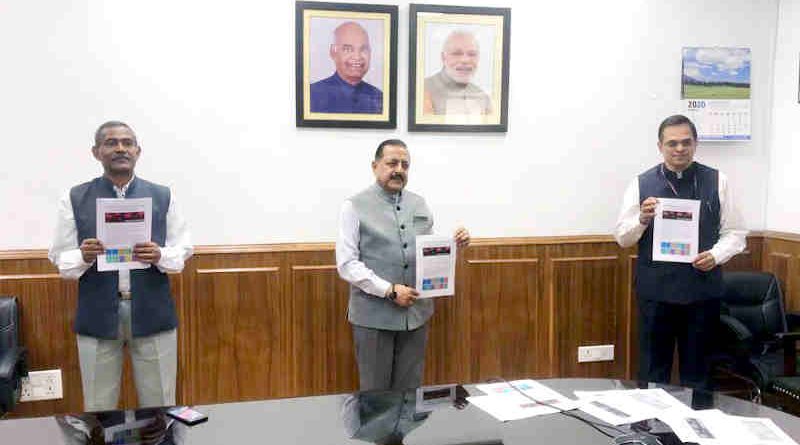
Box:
[48,176,193,291]
[336,199,393,298]
[613,167,747,265]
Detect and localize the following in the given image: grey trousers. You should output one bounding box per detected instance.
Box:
[352,323,429,391]
[77,300,177,412]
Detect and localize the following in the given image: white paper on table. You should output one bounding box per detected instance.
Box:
[476,380,577,410]
[626,388,688,413]
[729,415,798,445]
[576,396,643,425]
[415,234,456,298]
[575,388,690,425]
[659,409,798,445]
[467,380,579,422]
[96,198,152,272]
[652,198,701,263]
[658,409,728,445]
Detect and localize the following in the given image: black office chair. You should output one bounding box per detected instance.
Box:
[0,296,27,416]
[713,271,800,410]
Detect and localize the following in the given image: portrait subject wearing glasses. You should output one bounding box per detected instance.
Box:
[310,21,383,114]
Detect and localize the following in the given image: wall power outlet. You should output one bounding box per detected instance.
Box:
[20,369,64,402]
[577,344,615,363]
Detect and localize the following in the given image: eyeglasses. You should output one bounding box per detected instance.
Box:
[102,138,137,149]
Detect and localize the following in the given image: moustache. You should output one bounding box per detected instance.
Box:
[390,174,405,181]
[112,156,129,161]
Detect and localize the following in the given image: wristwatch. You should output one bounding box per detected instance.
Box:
[387,284,397,301]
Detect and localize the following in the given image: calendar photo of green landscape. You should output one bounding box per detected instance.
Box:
[681,47,751,99]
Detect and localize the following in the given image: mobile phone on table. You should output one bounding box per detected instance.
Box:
[165,406,208,426]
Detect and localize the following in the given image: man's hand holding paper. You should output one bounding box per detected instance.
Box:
[80,238,105,264]
[692,251,716,272]
[133,242,161,264]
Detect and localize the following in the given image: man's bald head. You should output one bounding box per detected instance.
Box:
[330,21,372,85]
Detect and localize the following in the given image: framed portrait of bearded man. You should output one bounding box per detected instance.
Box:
[408,4,510,132]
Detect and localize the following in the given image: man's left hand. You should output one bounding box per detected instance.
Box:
[133,242,162,264]
[692,251,716,272]
[454,227,470,248]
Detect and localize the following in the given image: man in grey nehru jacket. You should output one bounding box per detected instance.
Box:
[336,139,470,391]
[49,121,192,411]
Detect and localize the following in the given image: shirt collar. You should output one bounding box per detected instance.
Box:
[662,162,695,181]
[104,174,136,198]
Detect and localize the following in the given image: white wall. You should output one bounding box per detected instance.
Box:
[0,0,778,249]
[767,0,800,233]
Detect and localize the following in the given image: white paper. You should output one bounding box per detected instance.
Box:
[96,198,152,271]
[467,380,578,422]
[476,380,578,411]
[659,410,798,445]
[415,234,456,298]
[732,416,799,445]
[652,198,701,263]
[574,388,690,425]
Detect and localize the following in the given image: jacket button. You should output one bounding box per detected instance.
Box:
[404,264,409,269]
[403,243,408,248]
[400,224,405,230]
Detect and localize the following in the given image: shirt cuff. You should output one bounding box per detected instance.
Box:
[369,277,392,299]
[155,246,186,273]
[57,249,93,279]
[67,249,91,266]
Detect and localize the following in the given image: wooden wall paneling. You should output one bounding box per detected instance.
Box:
[546,241,627,378]
[0,272,82,416]
[763,237,800,311]
[286,249,357,396]
[0,233,792,418]
[765,251,792,306]
[462,244,545,383]
[423,249,472,386]
[626,254,638,381]
[169,273,188,405]
[191,260,283,404]
[423,292,466,385]
[549,252,621,378]
[725,236,763,272]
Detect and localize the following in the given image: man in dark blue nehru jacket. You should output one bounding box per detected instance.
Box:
[310,21,383,114]
[614,114,746,390]
[49,121,192,411]
[336,139,470,391]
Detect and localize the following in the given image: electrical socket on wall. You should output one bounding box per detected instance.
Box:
[20,369,63,402]
[577,345,615,363]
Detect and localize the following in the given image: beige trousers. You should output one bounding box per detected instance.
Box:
[77,300,177,412]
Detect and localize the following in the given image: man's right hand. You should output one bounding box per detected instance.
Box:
[80,238,105,263]
[393,284,419,308]
[639,197,658,226]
